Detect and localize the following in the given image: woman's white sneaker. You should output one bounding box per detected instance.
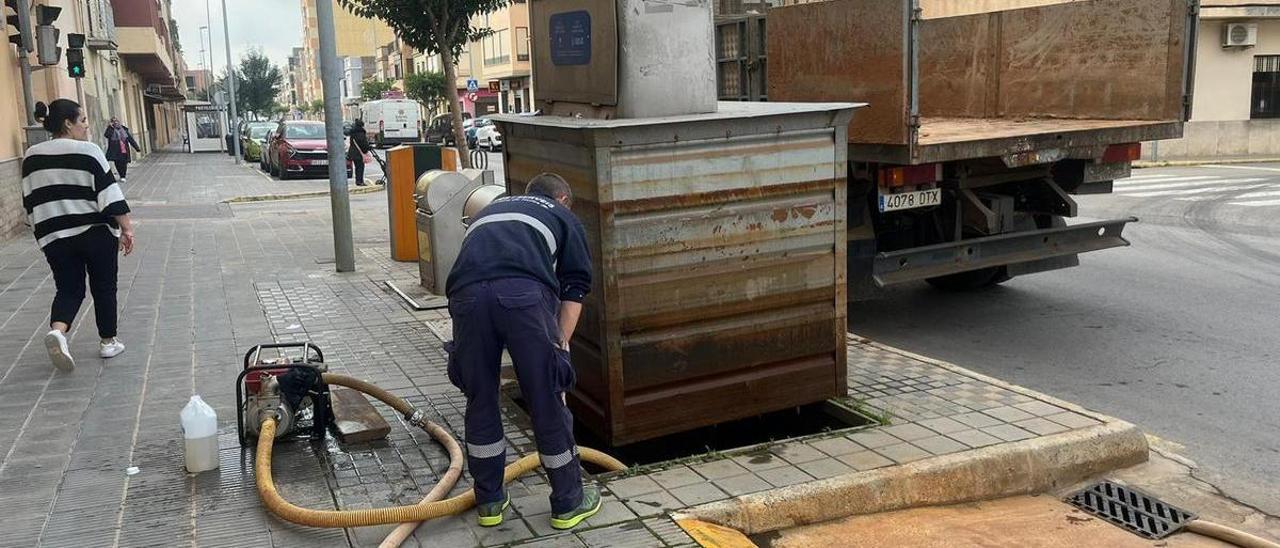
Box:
[100,338,125,358]
[44,330,75,371]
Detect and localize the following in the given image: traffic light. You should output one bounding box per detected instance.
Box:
[34,5,60,66]
[4,0,34,53]
[66,47,83,78]
[66,32,83,78]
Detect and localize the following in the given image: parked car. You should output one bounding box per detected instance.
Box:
[240,122,277,162]
[474,119,502,151]
[266,120,352,180]
[465,118,488,148]
[425,113,474,146]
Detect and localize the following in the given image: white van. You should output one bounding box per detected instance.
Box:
[359,99,421,147]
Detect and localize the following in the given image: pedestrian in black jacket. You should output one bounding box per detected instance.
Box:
[103,117,141,182]
[347,119,371,186]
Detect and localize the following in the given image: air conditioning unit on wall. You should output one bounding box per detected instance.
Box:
[1223,23,1258,48]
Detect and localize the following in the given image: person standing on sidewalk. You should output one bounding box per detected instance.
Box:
[22,100,135,371]
[347,120,371,187]
[103,117,141,183]
[444,173,600,530]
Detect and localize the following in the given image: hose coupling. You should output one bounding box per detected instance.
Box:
[405,409,429,429]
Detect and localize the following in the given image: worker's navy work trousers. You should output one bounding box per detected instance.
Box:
[445,277,583,514]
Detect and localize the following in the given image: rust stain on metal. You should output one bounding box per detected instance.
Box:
[498,111,850,445]
[612,180,836,215]
[766,0,1187,154]
[768,0,908,145]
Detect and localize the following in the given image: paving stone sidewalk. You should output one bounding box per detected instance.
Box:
[0,151,1111,547]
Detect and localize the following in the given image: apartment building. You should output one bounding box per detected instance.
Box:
[473,2,533,114]
[297,0,396,105]
[284,47,303,107]
[184,68,213,98]
[341,56,376,104]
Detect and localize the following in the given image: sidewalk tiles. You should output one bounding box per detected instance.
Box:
[0,152,1107,547]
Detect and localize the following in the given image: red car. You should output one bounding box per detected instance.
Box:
[267,120,351,180]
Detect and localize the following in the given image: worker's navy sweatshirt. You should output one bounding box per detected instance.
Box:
[446,192,592,303]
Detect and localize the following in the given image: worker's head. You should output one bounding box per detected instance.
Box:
[526,173,573,208]
[110,117,121,127]
[353,119,364,129]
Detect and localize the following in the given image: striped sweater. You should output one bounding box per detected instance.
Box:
[21,138,130,248]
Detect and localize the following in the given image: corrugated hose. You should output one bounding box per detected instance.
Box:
[253,373,627,548]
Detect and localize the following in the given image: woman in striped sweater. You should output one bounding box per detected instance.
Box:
[22,99,136,372]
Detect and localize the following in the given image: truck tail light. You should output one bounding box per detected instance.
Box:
[1103,143,1141,163]
[879,164,942,188]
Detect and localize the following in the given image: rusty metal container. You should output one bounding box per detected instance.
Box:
[492,101,862,444]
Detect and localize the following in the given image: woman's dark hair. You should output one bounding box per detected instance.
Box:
[39,99,81,135]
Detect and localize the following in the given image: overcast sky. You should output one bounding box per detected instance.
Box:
[171,0,303,75]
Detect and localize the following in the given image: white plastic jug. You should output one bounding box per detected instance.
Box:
[181,395,219,473]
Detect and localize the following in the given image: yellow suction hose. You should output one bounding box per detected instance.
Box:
[254,373,627,544]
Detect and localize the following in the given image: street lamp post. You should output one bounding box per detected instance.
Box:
[219,0,241,163]
[315,0,355,272]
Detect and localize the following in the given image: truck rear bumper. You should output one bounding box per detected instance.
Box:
[872,217,1137,286]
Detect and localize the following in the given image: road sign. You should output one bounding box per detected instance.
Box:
[466,79,479,92]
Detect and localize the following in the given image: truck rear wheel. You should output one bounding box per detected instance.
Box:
[925,266,1009,291]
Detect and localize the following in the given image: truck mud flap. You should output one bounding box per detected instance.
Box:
[873,217,1137,287]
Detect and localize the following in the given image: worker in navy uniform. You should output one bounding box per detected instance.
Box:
[444,173,599,530]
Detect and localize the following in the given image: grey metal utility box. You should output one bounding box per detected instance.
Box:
[492,101,863,444]
[529,0,717,119]
[414,169,494,294]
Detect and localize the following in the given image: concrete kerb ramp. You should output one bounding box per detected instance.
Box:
[675,414,1148,536]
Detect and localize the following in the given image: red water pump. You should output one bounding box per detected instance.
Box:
[235,342,333,447]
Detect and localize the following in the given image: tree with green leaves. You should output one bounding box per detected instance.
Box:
[308,99,326,118]
[361,79,397,102]
[338,0,509,167]
[237,50,285,119]
[404,70,448,116]
[170,19,182,53]
[212,69,249,115]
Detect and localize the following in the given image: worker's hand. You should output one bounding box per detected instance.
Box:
[557,338,571,352]
[119,229,135,256]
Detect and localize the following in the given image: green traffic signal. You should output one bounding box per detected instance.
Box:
[66,47,83,78]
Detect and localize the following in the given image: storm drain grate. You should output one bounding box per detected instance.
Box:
[1066,480,1196,539]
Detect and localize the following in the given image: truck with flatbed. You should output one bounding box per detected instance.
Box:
[715,0,1198,296]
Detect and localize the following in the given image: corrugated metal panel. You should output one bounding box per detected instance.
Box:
[494,103,855,444]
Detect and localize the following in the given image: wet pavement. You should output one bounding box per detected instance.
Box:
[0,151,1129,547]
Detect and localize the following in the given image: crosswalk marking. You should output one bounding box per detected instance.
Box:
[1121,174,1183,182]
[1114,175,1221,187]
[1202,164,1280,173]
[1225,189,1280,199]
[1115,179,1251,192]
[1231,198,1280,207]
[1123,182,1268,198]
[1108,170,1280,206]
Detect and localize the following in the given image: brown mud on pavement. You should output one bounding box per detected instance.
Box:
[753,495,1229,548]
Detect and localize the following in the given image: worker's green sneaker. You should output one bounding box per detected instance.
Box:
[476,494,510,527]
[550,486,602,530]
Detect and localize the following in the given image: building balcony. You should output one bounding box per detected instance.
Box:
[112,0,179,86]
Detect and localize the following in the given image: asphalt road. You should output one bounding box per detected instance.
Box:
[850,163,1280,517]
